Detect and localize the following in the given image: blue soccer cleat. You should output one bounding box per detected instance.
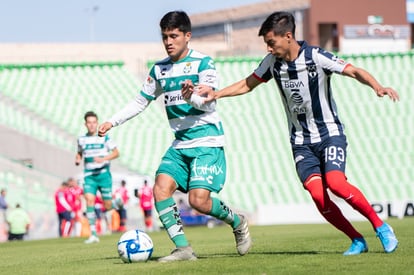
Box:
[343,238,368,256]
[376,222,398,253]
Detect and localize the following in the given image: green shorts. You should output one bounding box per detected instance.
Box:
[83,170,113,200]
[156,146,226,193]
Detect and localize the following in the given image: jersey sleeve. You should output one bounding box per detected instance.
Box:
[198,56,219,90]
[105,135,117,151]
[184,56,218,112]
[253,53,274,82]
[140,66,163,100]
[314,48,349,74]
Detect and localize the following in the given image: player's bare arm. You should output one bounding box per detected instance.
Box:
[75,152,82,166]
[94,148,119,163]
[98,122,113,137]
[201,74,262,103]
[342,64,400,101]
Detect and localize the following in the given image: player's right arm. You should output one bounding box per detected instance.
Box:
[75,152,82,166]
[75,139,82,166]
[98,93,150,137]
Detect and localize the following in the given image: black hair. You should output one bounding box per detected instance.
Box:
[84,111,98,121]
[258,11,296,38]
[160,10,191,33]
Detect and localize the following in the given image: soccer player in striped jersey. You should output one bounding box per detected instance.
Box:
[98,11,251,262]
[196,11,399,256]
[76,111,119,244]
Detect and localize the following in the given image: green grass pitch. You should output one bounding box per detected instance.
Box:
[1,218,413,275]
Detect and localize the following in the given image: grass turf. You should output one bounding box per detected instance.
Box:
[1,218,413,275]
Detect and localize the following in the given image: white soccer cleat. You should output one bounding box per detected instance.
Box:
[158,246,197,262]
[84,235,100,244]
[233,214,252,255]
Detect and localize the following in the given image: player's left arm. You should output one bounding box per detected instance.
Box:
[94,147,119,163]
[342,64,399,101]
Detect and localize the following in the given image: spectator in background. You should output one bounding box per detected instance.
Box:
[0,189,8,242]
[138,180,154,232]
[7,203,30,241]
[114,180,129,232]
[0,189,8,221]
[94,193,111,235]
[54,181,73,238]
[67,178,83,237]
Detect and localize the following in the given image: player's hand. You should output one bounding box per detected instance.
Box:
[98,122,113,136]
[181,80,195,99]
[196,85,216,103]
[375,87,399,102]
[75,155,81,166]
[94,157,106,163]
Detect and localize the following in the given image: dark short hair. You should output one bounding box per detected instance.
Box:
[160,10,191,33]
[84,111,98,121]
[258,11,296,38]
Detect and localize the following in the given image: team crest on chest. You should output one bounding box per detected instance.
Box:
[183,62,192,74]
[306,64,317,78]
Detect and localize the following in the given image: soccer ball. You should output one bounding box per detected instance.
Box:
[117,229,153,263]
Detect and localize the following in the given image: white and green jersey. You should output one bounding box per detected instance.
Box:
[109,49,225,149]
[77,134,117,175]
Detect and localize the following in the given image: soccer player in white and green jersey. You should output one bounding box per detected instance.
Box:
[76,111,119,244]
[98,11,252,262]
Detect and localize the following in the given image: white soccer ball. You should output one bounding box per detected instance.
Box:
[117,229,153,263]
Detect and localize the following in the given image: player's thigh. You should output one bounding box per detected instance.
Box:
[83,175,98,197]
[156,147,190,193]
[292,144,321,184]
[321,136,347,174]
[188,147,226,193]
[97,171,113,201]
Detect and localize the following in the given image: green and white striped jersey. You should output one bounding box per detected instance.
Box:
[77,134,117,175]
[141,49,225,148]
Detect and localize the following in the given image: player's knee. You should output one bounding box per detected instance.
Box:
[325,170,348,194]
[188,191,210,214]
[153,181,175,202]
[303,175,326,208]
[103,201,112,211]
[303,174,322,192]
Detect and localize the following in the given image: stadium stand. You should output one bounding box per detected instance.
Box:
[0,52,412,215]
[0,155,60,239]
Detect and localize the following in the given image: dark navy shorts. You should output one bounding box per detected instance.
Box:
[292,135,348,184]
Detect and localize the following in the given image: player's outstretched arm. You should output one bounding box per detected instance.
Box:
[342,64,400,101]
[200,74,262,103]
